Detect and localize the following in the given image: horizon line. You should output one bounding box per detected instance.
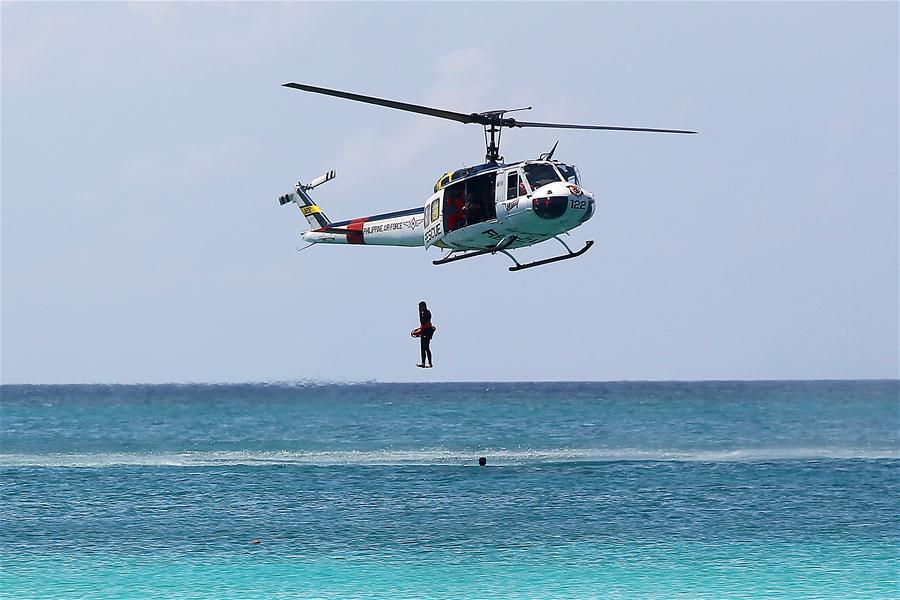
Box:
[2,378,898,387]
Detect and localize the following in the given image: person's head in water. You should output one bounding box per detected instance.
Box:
[478,457,487,467]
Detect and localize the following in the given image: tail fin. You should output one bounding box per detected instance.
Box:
[278,170,335,230]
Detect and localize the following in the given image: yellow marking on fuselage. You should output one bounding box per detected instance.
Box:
[300,205,321,217]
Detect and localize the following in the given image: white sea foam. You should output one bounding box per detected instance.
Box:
[0,447,896,468]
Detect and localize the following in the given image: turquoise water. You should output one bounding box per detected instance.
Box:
[2,381,898,598]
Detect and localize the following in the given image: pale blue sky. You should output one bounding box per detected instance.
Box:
[2,2,897,383]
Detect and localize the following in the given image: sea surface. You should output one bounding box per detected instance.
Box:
[1,381,898,598]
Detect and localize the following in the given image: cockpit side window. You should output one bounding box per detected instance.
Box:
[523,163,563,189]
[429,199,440,224]
[558,164,579,185]
[506,172,521,200]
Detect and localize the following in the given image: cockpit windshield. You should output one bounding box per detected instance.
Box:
[523,163,562,189]
[558,164,579,185]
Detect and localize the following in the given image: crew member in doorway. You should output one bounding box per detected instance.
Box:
[445,188,466,232]
[463,189,483,226]
[412,301,436,368]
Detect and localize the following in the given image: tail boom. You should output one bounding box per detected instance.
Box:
[302,207,425,247]
[279,170,425,247]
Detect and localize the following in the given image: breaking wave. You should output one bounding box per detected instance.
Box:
[1,447,896,468]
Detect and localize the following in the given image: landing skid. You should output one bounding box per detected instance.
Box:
[432,236,518,266]
[433,235,593,272]
[501,236,594,272]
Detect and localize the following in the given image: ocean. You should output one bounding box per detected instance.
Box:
[1,381,897,598]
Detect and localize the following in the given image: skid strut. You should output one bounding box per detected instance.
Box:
[503,236,594,272]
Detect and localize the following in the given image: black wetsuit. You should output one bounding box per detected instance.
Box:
[419,308,433,366]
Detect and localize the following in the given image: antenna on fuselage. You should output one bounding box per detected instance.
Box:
[539,141,559,161]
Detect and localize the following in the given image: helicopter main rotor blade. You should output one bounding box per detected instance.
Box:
[282,82,486,125]
[510,120,697,134]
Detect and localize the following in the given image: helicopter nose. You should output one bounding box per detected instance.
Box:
[564,184,595,223]
[580,196,595,223]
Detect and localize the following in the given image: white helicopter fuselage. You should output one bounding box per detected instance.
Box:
[298,160,595,252]
[427,179,594,251]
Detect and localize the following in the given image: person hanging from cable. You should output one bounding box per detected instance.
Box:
[411,300,436,368]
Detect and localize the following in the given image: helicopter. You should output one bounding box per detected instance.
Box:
[278,82,695,271]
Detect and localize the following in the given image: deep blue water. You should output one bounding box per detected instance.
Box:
[1,381,898,598]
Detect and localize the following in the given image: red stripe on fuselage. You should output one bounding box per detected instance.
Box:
[347,217,367,244]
